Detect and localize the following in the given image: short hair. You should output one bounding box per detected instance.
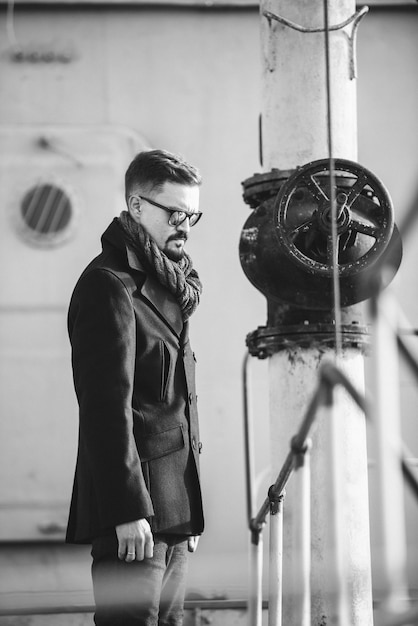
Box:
[125,149,202,202]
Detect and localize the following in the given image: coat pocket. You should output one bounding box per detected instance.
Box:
[159,340,171,402]
[137,340,172,403]
[136,424,185,462]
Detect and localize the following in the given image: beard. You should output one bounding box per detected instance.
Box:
[165,248,184,262]
[164,235,187,262]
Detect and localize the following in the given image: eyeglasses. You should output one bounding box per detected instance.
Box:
[132,195,202,227]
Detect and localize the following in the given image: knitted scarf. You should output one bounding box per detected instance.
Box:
[117,211,202,321]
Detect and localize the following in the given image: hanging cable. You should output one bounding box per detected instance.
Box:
[323,0,342,357]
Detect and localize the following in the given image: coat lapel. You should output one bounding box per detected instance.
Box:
[102,221,184,339]
[126,246,183,338]
[141,275,184,338]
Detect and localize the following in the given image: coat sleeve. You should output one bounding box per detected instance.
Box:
[69,268,154,531]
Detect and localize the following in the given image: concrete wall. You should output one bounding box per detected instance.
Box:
[0,1,417,619]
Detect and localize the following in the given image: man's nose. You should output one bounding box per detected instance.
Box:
[176,218,191,234]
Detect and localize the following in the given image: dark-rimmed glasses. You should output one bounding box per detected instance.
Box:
[132,195,202,227]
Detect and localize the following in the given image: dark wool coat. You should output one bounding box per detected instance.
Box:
[66,219,204,544]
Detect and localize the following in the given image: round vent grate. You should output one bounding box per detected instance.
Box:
[21,184,72,235]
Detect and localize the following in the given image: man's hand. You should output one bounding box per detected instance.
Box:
[116,519,154,562]
[187,536,200,553]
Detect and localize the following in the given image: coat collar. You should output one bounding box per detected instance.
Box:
[102,219,184,339]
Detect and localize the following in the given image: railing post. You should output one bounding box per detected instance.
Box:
[249,527,264,626]
[370,287,409,615]
[289,438,311,626]
[321,385,350,626]
[268,490,284,626]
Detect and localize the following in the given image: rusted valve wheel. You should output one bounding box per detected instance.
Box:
[274,158,394,277]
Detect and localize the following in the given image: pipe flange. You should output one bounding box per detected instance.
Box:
[246,323,370,359]
[242,169,295,209]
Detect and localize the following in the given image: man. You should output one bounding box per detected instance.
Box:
[66,149,204,626]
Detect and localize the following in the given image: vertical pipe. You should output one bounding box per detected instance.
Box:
[259,0,373,622]
[269,349,373,625]
[243,352,264,626]
[243,352,256,524]
[260,0,358,170]
[268,495,284,626]
[311,354,373,625]
[371,289,408,613]
[314,395,351,626]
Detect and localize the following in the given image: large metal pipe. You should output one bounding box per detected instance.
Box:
[260,0,358,169]
[259,0,373,623]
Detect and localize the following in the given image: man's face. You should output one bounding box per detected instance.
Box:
[128,182,200,262]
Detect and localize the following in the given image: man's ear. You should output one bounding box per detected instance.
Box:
[127,195,142,223]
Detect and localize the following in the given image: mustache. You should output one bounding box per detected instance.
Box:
[168,233,188,242]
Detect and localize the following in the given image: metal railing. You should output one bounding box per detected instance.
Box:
[243,335,418,626]
[243,248,418,625]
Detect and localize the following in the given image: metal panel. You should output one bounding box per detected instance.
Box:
[0,125,147,540]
